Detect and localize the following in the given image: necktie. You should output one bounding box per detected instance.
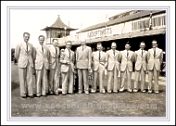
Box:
[26,43,28,53]
[153,48,156,58]
[127,50,129,58]
[55,47,57,56]
[113,50,115,56]
[99,51,101,61]
[82,46,84,51]
[141,50,143,57]
[68,49,71,59]
[42,46,44,52]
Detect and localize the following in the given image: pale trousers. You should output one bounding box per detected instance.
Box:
[18,63,34,97]
[134,67,146,91]
[107,67,120,92]
[54,65,60,93]
[49,67,60,94]
[61,67,74,94]
[148,66,160,92]
[78,69,89,92]
[36,67,48,96]
[49,69,56,93]
[120,68,132,90]
[92,65,105,92]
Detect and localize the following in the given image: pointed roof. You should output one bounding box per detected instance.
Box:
[42,15,77,31]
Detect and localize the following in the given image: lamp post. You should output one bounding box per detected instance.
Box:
[64,26,67,37]
[64,26,67,44]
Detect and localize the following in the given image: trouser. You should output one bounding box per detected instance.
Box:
[134,67,146,91]
[18,63,34,97]
[78,69,89,92]
[92,65,105,92]
[61,67,74,94]
[54,65,60,93]
[107,67,120,92]
[49,66,60,94]
[36,67,48,96]
[148,66,160,92]
[49,68,55,93]
[120,68,132,90]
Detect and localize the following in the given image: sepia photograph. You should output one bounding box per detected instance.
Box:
[1,1,175,125]
[11,7,166,116]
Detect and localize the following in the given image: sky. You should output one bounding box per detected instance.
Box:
[10,9,129,48]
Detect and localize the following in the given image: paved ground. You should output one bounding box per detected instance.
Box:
[11,63,166,117]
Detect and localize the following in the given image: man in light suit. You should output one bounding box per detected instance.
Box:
[34,35,50,97]
[15,32,35,98]
[48,39,60,95]
[76,41,92,94]
[106,42,121,93]
[147,40,163,93]
[60,41,75,95]
[119,42,135,92]
[91,43,107,93]
[133,42,148,93]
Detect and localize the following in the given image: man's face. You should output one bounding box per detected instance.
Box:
[125,44,130,50]
[53,40,58,47]
[97,44,102,51]
[152,41,157,48]
[66,42,72,49]
[140,43,145,50]
[81,41,86,46]
[23,33,30,42]
[39,36,45,45]
[111,45,116,50]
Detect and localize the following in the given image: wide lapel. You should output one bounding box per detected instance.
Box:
[126,50,129,59]
[39,45,43,54]
[152,48,154,57]
[114,50,117,60]
[111,50,114,59]
[65,48,70,60]
[140,49,143,58]
[51,45,56,57]
[98,50,101,61]
[22,42,27,53]
[27,43,31,53]
[115,50,118,61]
[100,51,103,60]
[80,46,84,58]
[125,50,128,58]
[155,47,158,57]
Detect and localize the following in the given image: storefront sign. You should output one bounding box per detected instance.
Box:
[87,27,112,38]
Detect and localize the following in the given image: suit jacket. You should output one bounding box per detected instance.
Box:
[60,48,75,73]
[15,42,35,68]
[134,49,147,71]
[120,50,134,72]
[147,47,163,71]
[76,45,92,69]
[92,50,107,71]
[34,45,50,70]
[106,49,120,71]
[48,45,60,69]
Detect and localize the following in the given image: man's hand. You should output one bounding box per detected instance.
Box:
[104,69,107,75]
[145,70,148,74]
[88,68,93,73]
[67,61,71,65]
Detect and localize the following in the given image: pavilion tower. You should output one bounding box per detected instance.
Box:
[42,15,76,44]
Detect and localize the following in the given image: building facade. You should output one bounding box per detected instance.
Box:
[51,10,166,52]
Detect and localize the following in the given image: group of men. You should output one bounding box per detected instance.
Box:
[15,32,163,98]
